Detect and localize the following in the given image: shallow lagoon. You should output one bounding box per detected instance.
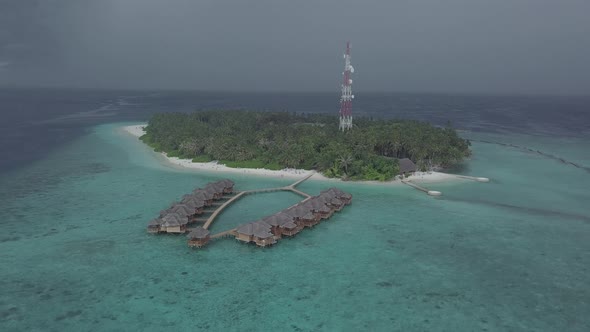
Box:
[0,123,589,331]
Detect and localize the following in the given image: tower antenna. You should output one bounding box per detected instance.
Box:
[339,41,354,131]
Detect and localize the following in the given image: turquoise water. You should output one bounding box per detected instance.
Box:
[1,124,589,331]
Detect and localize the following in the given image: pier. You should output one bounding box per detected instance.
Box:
[402,180,442,196]
[202,172,315,231]
[402,172,489,196]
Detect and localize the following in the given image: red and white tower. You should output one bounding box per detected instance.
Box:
[339,41,354,131]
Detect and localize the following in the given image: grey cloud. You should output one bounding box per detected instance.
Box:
[0,0,589,95]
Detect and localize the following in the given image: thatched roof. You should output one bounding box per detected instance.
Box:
[262,213,292,226]
[182,197,205,209]
[236,223,255,235]
[330,198,343,206]
[302,212,315,220]
[285,205,307,217]
[193,189,213,200]
[187,227,210,239]
[281,221,297,229]
[252,222,273,239]
[205,183,224,194]
[170,204,194,216]
[162,213,182,226]
[399,158,417,174]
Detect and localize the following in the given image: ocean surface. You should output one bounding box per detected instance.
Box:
[0,88,589,331]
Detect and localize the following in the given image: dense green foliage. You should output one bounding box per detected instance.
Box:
[141,110,471,181]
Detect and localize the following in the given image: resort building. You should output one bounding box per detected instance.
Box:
[399,158,417,176]
[236,223,255,243]
[146,178,353,250]
[252,222,276,247]
[161,213,186,233]
[187,227,210,248]
[192,189,213,206]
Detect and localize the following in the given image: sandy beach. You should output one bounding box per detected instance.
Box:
[122,124,461,185]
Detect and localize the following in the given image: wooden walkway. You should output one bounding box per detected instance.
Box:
[402,180,442,196]
[202,171,316,231]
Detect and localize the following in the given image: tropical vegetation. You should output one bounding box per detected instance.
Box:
[140,110,471,181]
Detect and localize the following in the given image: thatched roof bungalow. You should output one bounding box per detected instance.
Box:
[280,221,299,236]
[321,188,353,205]
[181,197,205,215]
[204,184,223,200]
[170,204,195,219]
[192,189,214,205]
[399,158,417,176]
[300,211,319,227]
[252,222,276,247]
[328,197,344,211]
[161,213,186,234]
[187,227,210,248]
[218,179,235,193]
[306,197,333,219]
[236,222,255,243]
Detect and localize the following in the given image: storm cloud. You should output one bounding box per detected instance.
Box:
[1,0,589,95]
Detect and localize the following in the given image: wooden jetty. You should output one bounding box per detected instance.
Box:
[402,180,442,196]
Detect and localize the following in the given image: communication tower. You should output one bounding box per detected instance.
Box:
[339,41,354,131]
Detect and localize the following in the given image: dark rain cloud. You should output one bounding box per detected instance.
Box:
[1,0,589,95]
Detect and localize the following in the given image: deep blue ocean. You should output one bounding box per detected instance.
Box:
[1,88,589,331]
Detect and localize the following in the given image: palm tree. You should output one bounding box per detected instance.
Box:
[338,154,353,175]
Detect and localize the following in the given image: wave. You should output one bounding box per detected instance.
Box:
[468,139,590,174]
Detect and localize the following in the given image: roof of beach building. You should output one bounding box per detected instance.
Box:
[399,158,417,173]
[187,227,210,239]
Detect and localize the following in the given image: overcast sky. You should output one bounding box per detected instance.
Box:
[1,0,589,95]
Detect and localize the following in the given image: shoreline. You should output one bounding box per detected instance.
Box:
[121,124,462,186]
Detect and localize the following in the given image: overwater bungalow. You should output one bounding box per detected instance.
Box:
[320,188,352,205]
[279,221,299,236]
[252,222,276,247]
[181,197,205,215]
[399,158,417,177]
[219,179,235,193]
[328,197,344,212]
[192,189,213,206]
[293,205,315,228]
[211,181,229,195]
[261,213,294,238]
[307,197,333,219]
[169,204,195,219]
[300,211,319,227]
[236,223,255,243]
[161,213,187,233]
[204,184,223,200]
[147,219,162,233]
[187,227,210,248]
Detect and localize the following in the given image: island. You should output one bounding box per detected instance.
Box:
[138,110,471,181]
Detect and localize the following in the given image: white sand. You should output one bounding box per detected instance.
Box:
[122,124,462,185]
